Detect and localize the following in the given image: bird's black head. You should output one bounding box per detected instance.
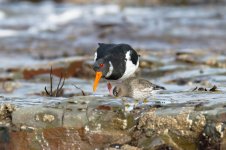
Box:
[93,58,110,78]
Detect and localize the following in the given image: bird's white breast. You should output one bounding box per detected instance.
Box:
[120,51,139,80]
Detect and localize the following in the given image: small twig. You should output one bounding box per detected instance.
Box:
[50,67,53,96]
[44,87,50,95]
[44,66,66,97]
[55,73,63,97]
[73,84,86,96]
[59,75,65,92]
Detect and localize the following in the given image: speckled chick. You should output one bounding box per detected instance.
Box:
[112,77,165,100]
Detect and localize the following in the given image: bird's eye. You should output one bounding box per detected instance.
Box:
[113,88,118,96]
[99,63,104,68]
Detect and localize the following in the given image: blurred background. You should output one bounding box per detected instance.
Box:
[0,0,226,60]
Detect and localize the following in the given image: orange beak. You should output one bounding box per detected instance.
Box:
[93,71,102,92]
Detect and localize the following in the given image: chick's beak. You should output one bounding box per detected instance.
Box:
[93,71,102,92]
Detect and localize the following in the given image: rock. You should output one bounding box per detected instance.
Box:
[198,122,223,150]
[12,106,64,128]
[87,99,129,131]
[220,129,226,150]
[22,56,89,79]
[139,56,163,69]
[120,144,142,150]
[86,130,131,148]
[0,103,16,125]
[62,98,90,128]
[176,49,226,68]
[5,126,132,149]
[134,107,206,149]
[107,144,142,150]
[11,96,136,130]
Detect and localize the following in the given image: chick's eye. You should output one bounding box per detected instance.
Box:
[99,63,104,68]
[113,89,118,96]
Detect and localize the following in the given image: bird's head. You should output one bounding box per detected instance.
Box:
[92,58,110,92]
[112,85,127,97]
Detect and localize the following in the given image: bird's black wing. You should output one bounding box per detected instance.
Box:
[116,44,139,65]
[96,43,138,61]
[105,54,126,80]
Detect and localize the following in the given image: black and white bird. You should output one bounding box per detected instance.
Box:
[93,43,139,92]
[112,77,165,100]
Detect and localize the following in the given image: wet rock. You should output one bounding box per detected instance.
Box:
[12,96,136,129]
[22,56,88,79]
[40,127,90,149]
[192,85,218,92]
[134,107,206,149]
[205,56,226,68]
[0,126,10,144]
[62,98,89,128]
[192,86,208,91]
[220,129,226,150]
[1,81,19,93]
[166,77,190,85]
[5,126,132,149]
[209,85,218,92]
[176,49,206,65]
[12,106,63,128]
[86,97,134,131]
[0,103,16,125]
[7,127,88,149]
[108,144,142,150]
[176,50,226,68]
[139,56,163,69]
[198,122,222,150]
[86,130,131,147]
[215,109,226,123]
[120,144,142,150]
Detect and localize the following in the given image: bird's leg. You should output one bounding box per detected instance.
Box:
[107,82,112,94]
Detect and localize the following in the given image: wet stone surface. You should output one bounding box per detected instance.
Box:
[0,2,226,149]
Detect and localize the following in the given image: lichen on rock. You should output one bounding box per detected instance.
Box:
[0,103,16,125]
[35,113,56,123]
[134,107,206,149]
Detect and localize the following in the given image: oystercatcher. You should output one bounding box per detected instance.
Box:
[93,43,139,92]
[112,77,165,100]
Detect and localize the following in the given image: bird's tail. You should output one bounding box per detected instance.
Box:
[153,84,166,90]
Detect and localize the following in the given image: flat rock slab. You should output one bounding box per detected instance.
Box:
[12,96,126,129]
[12,106,64,128]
